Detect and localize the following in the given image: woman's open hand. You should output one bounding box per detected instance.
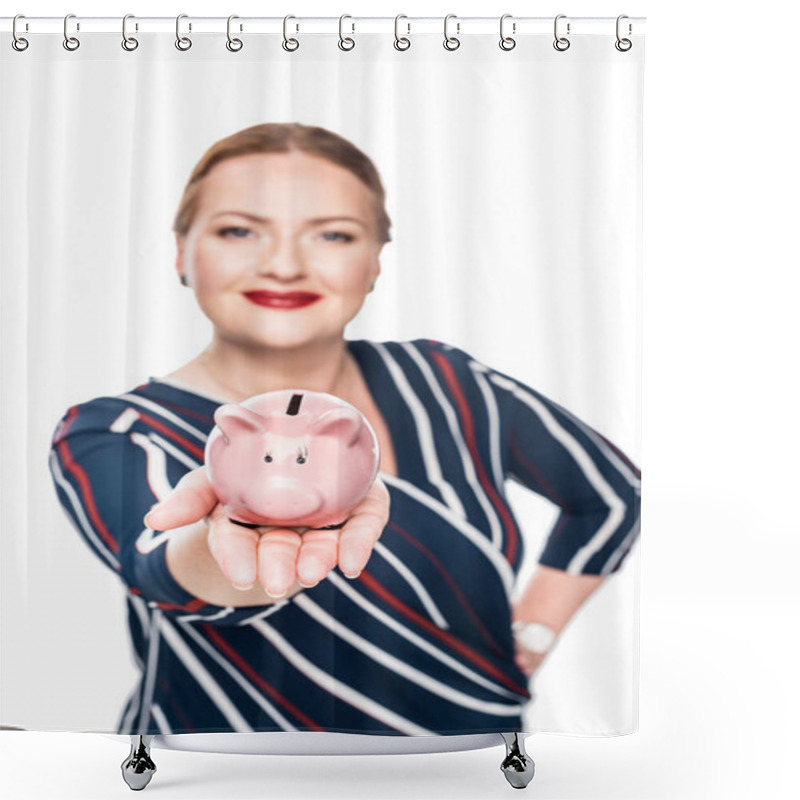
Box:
[143,466,390,598]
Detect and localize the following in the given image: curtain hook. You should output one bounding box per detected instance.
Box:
[63,13,80,51]
[339,14,355,51]
[226,15,243,51]
[553,14,570,52]
[175,14,192,50]
[615,15,632,52]
[443,13,460,51]
[394,14,411,51]
[283,15,299,51]
[12,14,29,51]
[122,14,139,51]
[499,13,516,51]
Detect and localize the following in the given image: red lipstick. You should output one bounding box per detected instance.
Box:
[243,291,322,309]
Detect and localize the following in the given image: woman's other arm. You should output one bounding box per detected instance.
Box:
[512,565,606,675]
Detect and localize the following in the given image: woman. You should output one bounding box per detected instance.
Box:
[49,122,641,736]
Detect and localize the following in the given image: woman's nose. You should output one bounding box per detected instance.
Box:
[258,235,306,279]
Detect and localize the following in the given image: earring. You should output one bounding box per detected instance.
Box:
[369,282,375,292]
[180,275,189,286]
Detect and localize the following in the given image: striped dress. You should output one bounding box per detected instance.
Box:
[48,338,641,736]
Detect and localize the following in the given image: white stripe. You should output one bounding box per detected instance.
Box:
[402,342,505,548]
[488,373,628,575]
[118,392,209,442]
[469,367,507,493]
[150,704,172,734]
[474,360,641,492]
[120,595,152,733]
[327,571,525,701]
[111,408,140,433]
[601,511,641,574]
[177,620,298,730]
[157,615,253,732]
[373,541,449,629]
[381,473,515,596]
[369,342,466,517]
[250,618,435,735]
[174,604,237,624]
[148,432,202,471]
[130,431,182,499]
[236,599,292,626]
[48,450,121,571]
[137,609,162,731]
[293,594,524,717]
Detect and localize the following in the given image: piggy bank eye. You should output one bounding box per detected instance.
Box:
[264,454,273,463]
[296,456,306,464]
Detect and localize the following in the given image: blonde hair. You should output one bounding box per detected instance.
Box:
[172,122,392,244]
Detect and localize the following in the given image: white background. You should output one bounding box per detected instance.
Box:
[1,1,798,799]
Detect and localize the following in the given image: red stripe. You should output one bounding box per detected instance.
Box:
[157,676,196,732]
[56,434,120,556]
[431,351,520,564]
[152,598,209,613]
[201,625,325,730]
[135,411,206,462]
[358,571,530,698]
[388,521,506,660]
[509,437,569,508]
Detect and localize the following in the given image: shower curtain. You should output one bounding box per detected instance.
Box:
[0,16,644,739]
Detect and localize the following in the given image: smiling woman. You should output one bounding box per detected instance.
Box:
[48,122,640,743]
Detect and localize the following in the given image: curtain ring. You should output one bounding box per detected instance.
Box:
[394,14,410,51]
[499,13,516,51]
[12,15,29,52]
[339,14,355,51]
[615,15,632,52]
[175,14,192,50]
[283,15,299,51]
[553,14,570,51]
[443,14,460,51]
[226,15,243,51]
[122,14,139,51]
[63,13,80,51]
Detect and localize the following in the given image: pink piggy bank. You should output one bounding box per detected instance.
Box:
[204,389,380,530]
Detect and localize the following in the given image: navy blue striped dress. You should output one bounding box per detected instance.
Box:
[48,338,641,736]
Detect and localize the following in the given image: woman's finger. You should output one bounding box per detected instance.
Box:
[143,466,217,531]
[207,516,260,590]
[256,528,303,598]
[295,528,339,587]
[337,476,390,578]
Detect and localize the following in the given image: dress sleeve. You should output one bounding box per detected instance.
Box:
[48,399,280,625]
[444,344,641,576]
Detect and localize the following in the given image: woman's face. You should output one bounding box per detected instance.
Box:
[176,150,384,350]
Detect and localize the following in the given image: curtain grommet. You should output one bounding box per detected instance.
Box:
[338,15,355,51]
[499,14,516,51]
[394,15,411,51]
[282,15,299,52]
[553,14,570,52]
[121,14,139,51]
[615,15,632,51]
[443,14,460,51]
[63,14,80,51]
[226,15,243,52]
[175,14,192,51]
[12,15,29,51]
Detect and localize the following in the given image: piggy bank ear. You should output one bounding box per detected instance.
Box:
[309,407,363,447]
[213,404,268,444]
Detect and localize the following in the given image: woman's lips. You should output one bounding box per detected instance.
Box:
[243,291,322,309]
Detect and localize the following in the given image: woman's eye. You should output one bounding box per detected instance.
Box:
[321,231,354,243]
[218,226,251,238]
